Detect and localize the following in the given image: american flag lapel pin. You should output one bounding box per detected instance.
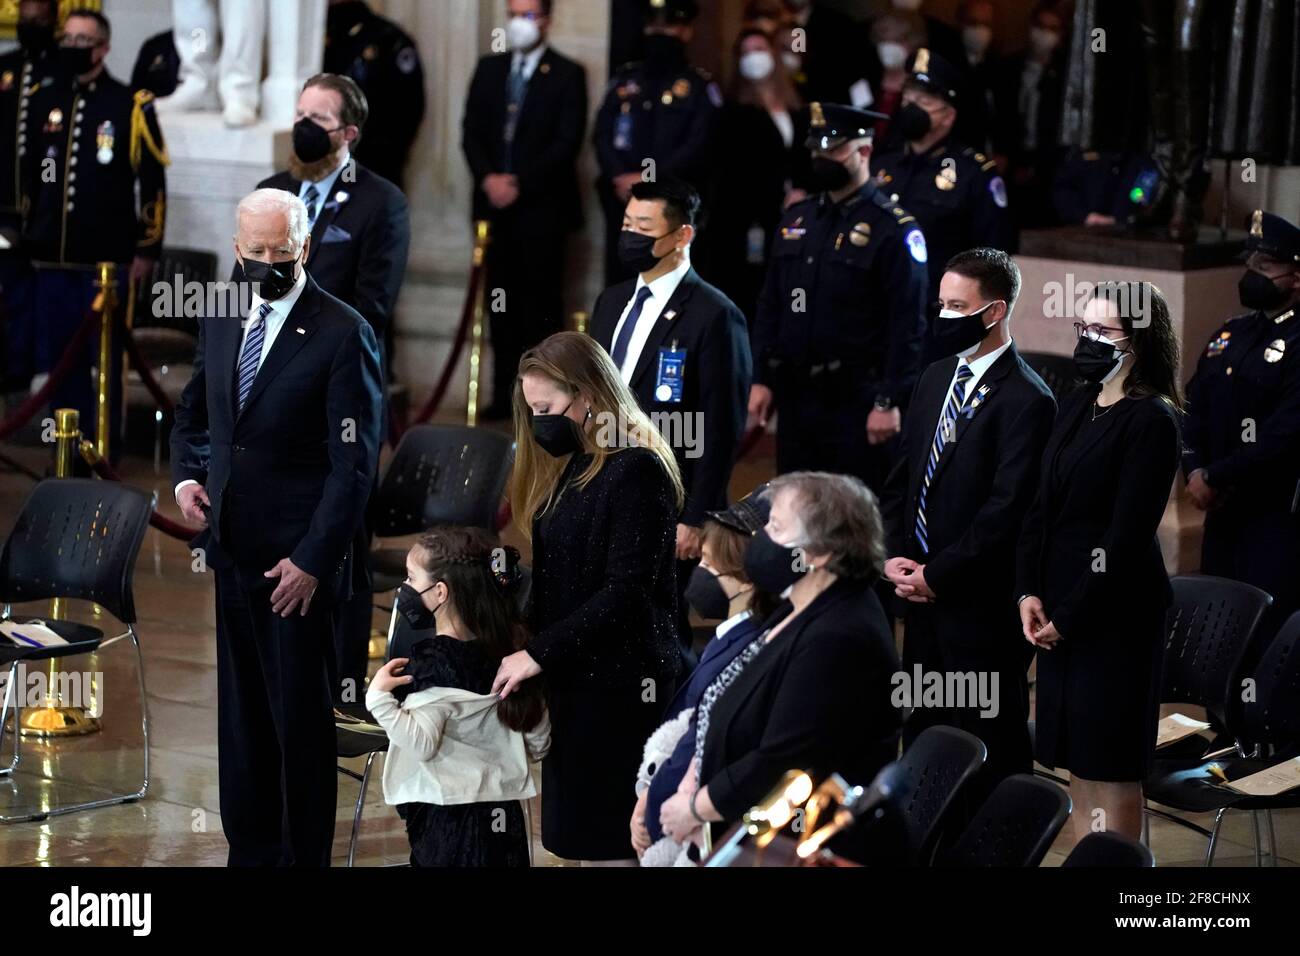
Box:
[296,327,306,334]
[663,310,677,322]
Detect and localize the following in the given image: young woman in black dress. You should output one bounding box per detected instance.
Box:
[1017,281,1183,844]
[367,527,548,867]
[492,331,685,864]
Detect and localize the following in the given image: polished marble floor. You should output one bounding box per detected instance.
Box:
[0,433,1295,867]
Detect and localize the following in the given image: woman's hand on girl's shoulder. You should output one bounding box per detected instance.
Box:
[372,658,413,694]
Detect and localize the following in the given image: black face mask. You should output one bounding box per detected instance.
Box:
[810,156,852,192]
[743,529,806,596]
[1238,269,1289,312]
[932,301,998,358]
[293,117,338,164]
[237,255,299,301]
[1072,335,1127,385]
[644,34,685,66]
[17,22,56,55]
[396,583,442,631]
[59,45,96,76]
[896,101,933,141]
[685,565,743,621]
[617,229,669,274]
[532,400,587,458]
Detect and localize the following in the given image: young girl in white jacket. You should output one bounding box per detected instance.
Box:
[368,527,549,867]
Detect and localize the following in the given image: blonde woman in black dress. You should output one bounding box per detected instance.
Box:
[492,332,685,865]
[1017,282,1182,844]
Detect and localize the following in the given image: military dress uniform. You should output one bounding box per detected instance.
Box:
[19,70,168,455]
[1,42,59,390]
[872,49,1014,312]
[324,0,425,191]
[593,55,721,284]
[1184,210,1300,655]
[752,104,930,492]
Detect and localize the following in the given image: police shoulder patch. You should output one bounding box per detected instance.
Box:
[905,228,928,263]
[989,176,1008,208]
[396,46,418,75]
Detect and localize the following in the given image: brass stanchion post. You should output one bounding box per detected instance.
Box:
[572,311,589,335]
[465,220,491,427]
[16,408,101,737]
[92,262,118,461]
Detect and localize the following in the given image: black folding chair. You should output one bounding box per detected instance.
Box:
[1019,350,1082,400]
[892,726,987,864]
[368,425,514,597]
[0,479,153,822]
[1063,831,1155,867]
[935,773,1071,867]
[1144,610,1300,866]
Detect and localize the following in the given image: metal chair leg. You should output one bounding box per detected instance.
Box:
[1265,808,1277,867]
[1204,808,1227,866]
[1251,809,1262,867]
[0,627,150,823]
[348,750,380,868]
[524,798,535,866]
[0,661,18,776]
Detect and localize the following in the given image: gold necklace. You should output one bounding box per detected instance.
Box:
[1091,400,1115,421]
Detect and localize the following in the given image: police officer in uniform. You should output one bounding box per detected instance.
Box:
[1184,210,1300,658]
[19,9,167,456]
[594,0,721,285]
[324,0,425,191]
[872,48,1013,314]
[1,0,62,394]
[749,102,929,492]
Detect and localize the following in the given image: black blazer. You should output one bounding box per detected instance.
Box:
[882,344,1056,634]
[1015,386,1180,642]
[699,577,901,823]
[170,274,385,603]
[526,447,683,688]
[590,268,752,526]
[258,164,410,345]
[461,47,587,234]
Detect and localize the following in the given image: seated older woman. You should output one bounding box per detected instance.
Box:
[659,471,903,850]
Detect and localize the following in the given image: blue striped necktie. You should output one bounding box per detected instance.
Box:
[915,363,974,555]
[303,184,321,228]
[237,302,274,413]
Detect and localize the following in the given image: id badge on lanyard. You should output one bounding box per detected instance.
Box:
[655,344,686,403]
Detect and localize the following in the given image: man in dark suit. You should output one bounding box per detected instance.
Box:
[881,247,1055,811]
[462,0,587,420]
[171,188,383,866]
[259,73,410,705]
[590,178,752,656]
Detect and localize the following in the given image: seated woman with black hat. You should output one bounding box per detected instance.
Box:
[367,527,550,867]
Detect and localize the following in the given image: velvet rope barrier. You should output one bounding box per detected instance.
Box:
[0,306,101,442]
[79,441,203,542]
[120,329,177,416]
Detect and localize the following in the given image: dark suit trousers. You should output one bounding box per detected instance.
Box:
[215,567,338,866]
[485,221,567,409]
[901,604,1033,827]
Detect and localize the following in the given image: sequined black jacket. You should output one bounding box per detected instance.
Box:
[526,447,683,688]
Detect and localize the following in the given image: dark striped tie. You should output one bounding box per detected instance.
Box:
[915,364,974,556]
[303,184,321,228]
[609,285,655,372]
[237,302,274,413]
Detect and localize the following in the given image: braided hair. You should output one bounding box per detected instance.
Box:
[410,527,544,733]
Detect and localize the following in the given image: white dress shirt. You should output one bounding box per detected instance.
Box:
[609,252,692,384]
[299,150,350,215]
[714,608,752,641]
[940,338,1013,412]
[511,43,548,82]
[173,266,308,504]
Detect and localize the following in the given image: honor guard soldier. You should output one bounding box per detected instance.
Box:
[2,0,62,393]
[18,8,168,458]
[594,0,722,285]
[324,0,425,191]
[749,102,930,493]
[872,48,1013,313]
[1184,210,1300,657]
[129,29,180,98]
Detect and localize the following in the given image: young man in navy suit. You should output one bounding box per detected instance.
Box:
[590,178,752,657]
[171,189,383,866]
[881,247,1055,812]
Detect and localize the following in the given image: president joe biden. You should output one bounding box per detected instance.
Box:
[171,188,383,866]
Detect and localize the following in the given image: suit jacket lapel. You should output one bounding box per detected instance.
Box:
[307,185,349,267]
[208,315,240,425]
[629,269,698,389]
[516,49,551,125]
[928,345,1018,487]
[237,278,321,420]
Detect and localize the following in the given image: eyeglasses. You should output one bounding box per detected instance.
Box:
[61,34,104,48]
[1073,321,1125,339]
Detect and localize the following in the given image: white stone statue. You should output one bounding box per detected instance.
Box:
[160,0,326,128]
